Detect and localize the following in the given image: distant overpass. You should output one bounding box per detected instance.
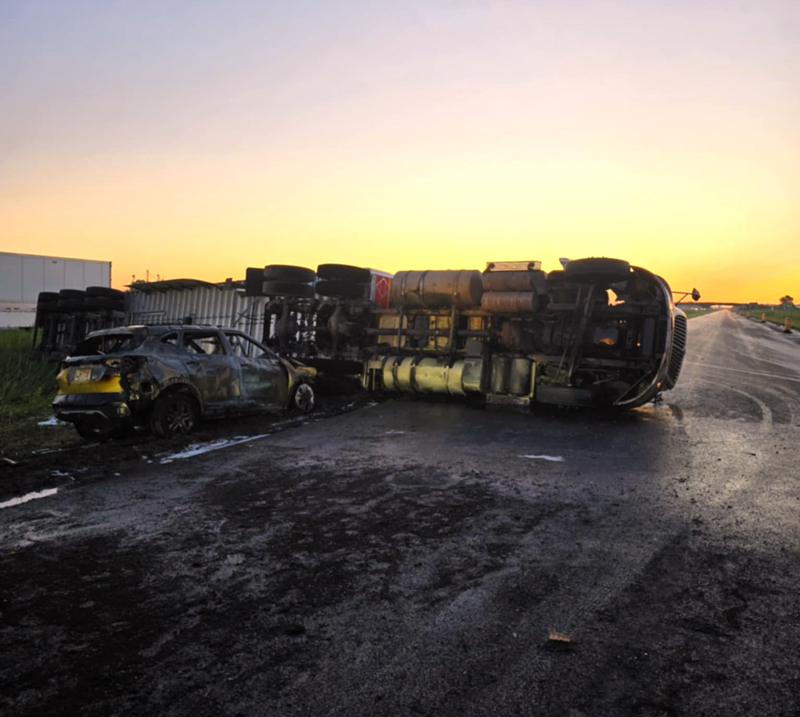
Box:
[682,303,743,309]
[684,303,780,310]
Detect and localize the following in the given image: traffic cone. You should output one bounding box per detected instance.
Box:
[784,317,792,334]
[761,313,766,323]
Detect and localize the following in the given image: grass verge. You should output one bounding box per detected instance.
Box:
[0,329,70,456]
[683,307,715,319]
[737,308,800,329]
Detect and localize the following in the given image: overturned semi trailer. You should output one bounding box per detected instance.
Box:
[264,257,688,410]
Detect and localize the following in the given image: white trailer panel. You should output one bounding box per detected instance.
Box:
[0,252,112,328]
[125,282,269,340]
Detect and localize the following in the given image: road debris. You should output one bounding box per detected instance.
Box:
[0,488,59,510]
[519,454,565,462]
[545,631,573,651]
[37,416,67,427]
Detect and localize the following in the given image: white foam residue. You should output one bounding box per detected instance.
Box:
[519,454,565,462]
[0,488,59,509]
[160,434,268,463]
[37,416,67,427]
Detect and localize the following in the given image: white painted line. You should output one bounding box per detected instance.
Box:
[519,454,565,462]
[159,434,268,464]
[683,361,800,383]
[0,488,59,509]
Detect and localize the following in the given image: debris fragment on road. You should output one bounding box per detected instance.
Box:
[519,454,565,462]
[546,632,573,650]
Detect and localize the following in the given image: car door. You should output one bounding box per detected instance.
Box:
[179,329,236,412]
[224,330,287,409]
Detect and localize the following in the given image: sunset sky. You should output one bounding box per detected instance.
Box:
[2,0,798,302]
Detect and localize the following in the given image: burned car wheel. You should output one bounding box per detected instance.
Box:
[150,391,200,437]
[293,383,315,413]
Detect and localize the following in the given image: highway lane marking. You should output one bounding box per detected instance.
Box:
[684,361,800,383]
[160,435,268,463]
[0,488,59,510]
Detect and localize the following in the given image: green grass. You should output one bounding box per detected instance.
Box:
[0,330,81,457]
[0,329,58,422]
[682,307,716,319]
[737,307,800,329]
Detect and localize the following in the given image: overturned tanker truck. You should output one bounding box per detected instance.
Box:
[259,258,688,410]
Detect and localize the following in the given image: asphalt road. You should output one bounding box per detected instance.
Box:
[2,310,799,716]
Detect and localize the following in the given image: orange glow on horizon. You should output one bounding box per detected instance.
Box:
[2,2,797,304]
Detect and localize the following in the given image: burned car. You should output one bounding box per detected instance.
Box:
[53,325,317,438]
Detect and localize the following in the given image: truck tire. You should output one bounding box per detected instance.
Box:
[262,281,315,298]
[315,280,367,299]
[264,265,316,283]
[85,297,123,311]
[85,286,124,300]
[316,264,371,283]
[245,267,265,296]
[59,289,85,299]
[564,258,631,283]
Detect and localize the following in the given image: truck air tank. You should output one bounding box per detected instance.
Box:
[482,270,547,293]
[480,291,541,314]
[391,270,483,310]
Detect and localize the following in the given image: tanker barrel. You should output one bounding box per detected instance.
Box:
[391,270,483,309]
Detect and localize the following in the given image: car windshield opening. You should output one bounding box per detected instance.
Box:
[74,332,146,356]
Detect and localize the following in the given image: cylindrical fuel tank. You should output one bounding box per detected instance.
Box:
[508,358,532,396]
[490,356,511,394]
[480,291,540,314]
[391,270,483,309]
[381,356,484,395]
[482,270,546,293]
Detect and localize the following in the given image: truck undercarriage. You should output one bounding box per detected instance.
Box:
[260,258,688,410]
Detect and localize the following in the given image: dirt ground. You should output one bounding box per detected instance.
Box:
[0,394,373,504]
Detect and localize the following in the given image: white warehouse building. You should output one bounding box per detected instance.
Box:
[0,252,112,328]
